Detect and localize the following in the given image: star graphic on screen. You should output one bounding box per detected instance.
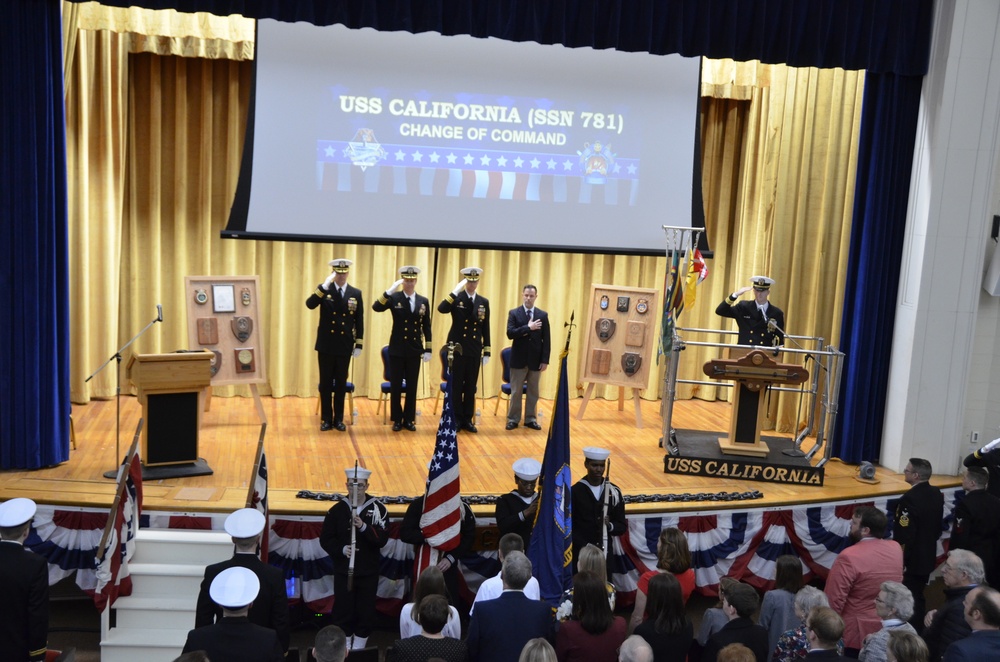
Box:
[514,157,525,168]
[562,159,574,171]
[496,155,508,167]
[480,154,492,166]
[613,163,621,173]
[628,163,638,174]
[430,152,441,163]
[395,150,406,161]
[412,150,424,162]
[530,158,541,169]
[546,159,557,170]
[324,145,335,157]
[447,153,458,164]
[463,153,475,165]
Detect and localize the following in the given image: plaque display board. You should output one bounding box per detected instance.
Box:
[184,276,267,386]
[581,284,659,388]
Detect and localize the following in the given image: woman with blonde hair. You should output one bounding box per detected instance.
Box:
[519,637,557,662]
[557,544,616,619]
[555,571,627,662]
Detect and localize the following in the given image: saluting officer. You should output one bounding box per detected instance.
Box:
[306,258,364,432]
[438,266,491,433]
[373,266,432,431]
[715,275,785,347]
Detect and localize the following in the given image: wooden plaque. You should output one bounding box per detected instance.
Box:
[591,349,611,375]
[197,317,218,345]
[625,321,645,347]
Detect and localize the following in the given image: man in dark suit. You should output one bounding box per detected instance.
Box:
[467,551,552,662]
[950,467,1000,587]
[715,275,785,347]
[194,508,290,652]
[184,566,284,662]
[805,606,852,661]
[306,258,364,432]
[0,498,48,662]
[893,457,944,628]
[505,284,550,431]
[373,265,432,431]
[438,266,491,433]
[942,585,1000,660]
[702,582,770,662]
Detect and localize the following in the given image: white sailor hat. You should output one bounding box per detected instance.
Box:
[210,566,260,608]
[750,276,774,290]
[328,258,353,273]
[582,447,611,461]
[0,497,37,527]
[399,266,421,280]
[512,458,542,481]
[461,266,483,281]
[344,467,373,480]
[224,508,266,539]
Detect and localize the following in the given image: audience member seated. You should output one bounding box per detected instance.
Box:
[557,544,617,619]
[804,606,850,661]
[400,566,462,640]
[923,549,984,661]
[555,571,628,662]
[760,556,803,661]
[390,595,468,662]
[619,635,655,662]
[519,638,558,662]
[942,585,1000,660]
[859,582,916,662]
[718,644,758,662]
[702,582,770,662]
[773,587,838,662]
[885,630,928,662]
[312,625,349,662]
[630,528,696,632]
[633,573,694,662]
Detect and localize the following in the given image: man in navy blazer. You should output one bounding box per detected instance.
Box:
[467,551,553,662]
[504,284,550,431]
[943,585,1000,661]
[804,606,852,661]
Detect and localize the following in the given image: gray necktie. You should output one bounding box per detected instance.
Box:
[528,308,533,323]
[409,296,414,312]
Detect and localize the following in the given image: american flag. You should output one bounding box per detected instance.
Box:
[415,367,462,575]
[248,427,269,562]
[93,445,143,611]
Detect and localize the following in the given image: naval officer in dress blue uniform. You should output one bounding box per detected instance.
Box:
[715,275,785,348]
[438,266,491,433]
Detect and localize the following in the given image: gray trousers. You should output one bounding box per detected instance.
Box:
[507,366,541,423]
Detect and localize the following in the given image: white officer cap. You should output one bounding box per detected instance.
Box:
[513,458,542,481]
[209,566,260,608]
[461,266,483,281]
[0,497,37,527]
[328,258,353,272]
[399,266,421,280]
[344,467,373,480]
[582,447,611,461]
[224,508,266,539]
[750,276,774,290]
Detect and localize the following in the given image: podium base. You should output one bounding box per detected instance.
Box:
[103,458,214,480]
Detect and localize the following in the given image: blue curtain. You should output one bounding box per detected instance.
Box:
[832,72,924,464]
[0,0,70,469]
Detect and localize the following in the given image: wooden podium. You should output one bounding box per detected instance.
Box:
[127,351,212,466]
[703,350,809,457]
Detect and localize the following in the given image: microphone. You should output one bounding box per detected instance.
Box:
[156,304,163,323]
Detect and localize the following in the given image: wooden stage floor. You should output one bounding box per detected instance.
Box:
[2,394,955,517]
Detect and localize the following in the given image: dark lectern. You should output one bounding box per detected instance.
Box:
[703,350,809,457]
[127,351,212,466]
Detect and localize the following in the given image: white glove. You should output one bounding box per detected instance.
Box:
[452,279,468,296]
[386,279,404,296]
[352,347,362,358]
[482,355,490,367]
[982,436,1000,454]
[323,273,336,288]
[422,352,431,363]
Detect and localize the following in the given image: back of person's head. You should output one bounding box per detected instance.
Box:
[577,543,607,577]
[724,582,760,619]
[717,576,739,607]
[645,572,687,636]
[572,571,614,635]
[773,555,803,593]
[172,653,211,662]
[970,586,1000,628]
[853,506,888,538]
[806,606,844,647]
[716,643,756,662]
[948,548,986,584]
[966,467,989,490]
[879,581,915,621]
[908,458,932,481]
[501,550,533,591]
[793,586,829,621]
[618,635,654,662]
[518,637,557,662]
[656,527,692,573]
[498,532,526,559]
[887,630,929,662]
[312,625,348,662]
[411,565,450,620]
[417,594,451,635]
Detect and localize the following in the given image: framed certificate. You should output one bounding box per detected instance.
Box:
[212,284,235,313]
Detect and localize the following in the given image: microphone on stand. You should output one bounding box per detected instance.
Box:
[156,304,163,323]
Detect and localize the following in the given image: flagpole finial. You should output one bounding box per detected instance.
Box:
[563,310,576,352]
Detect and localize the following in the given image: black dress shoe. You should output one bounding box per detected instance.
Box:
[392,422,403,432]
[404,422,417,432]
[525,421,542,430]
[320,421,334,432]
[505,421,518,430]
[464,423,478,433]
[333,421,347,432]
